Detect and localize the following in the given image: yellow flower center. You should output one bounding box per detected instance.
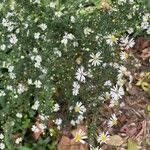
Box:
[75,134,81,142]
[111,35,117,42]
[101,135,107,142]
[112,119,117,125]
[125,52,129,59]
[75,106,80,112]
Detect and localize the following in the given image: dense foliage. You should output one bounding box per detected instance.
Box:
[0,0,149,149]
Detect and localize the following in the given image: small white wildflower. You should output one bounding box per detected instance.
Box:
[89,52,102,66]
[32,101,40,110]
[35,55,42,63]
[8,65,14,72]
[84,27,93,35]
[0,134,4,140]
[74,129,87,144]
[141,21,149,30]
[15,137,22,144]
[104,80,112,86]
[9,34,18,44]
[75,66,87,83]
[70,120,76,126]
[72,81,80,96]
[74,102,86,115]
[0,143,5,150]
[120,51,129,61]
[34,32,40,39]
[17,83,27,94]
[27,79,33,85]
[55,118,62,126]
[0,44,6,51]
[109,99,118,107]
[53,103,60,112]
[16,113,22,118]
[61,32,75,46]
[127,27,134,34]
[55,118,62,129]
[49,2,55,8]
[31,125,40,133]
[34,80,42,88]
[120,36,135,49]
[39,23,47,31]
[71,16,75,23]
[55,11,63,17]
[108,114,118,128]
[39,123,47,130]
[6,85,13,91]
[97,132,110,144]
[110,84,124,100]
[105,34,118,46]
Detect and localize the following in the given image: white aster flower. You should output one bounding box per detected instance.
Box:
[34,80,42,88]
[17,83,27,94]
[76,115,84,124]
[74,102,86,115]
[141,21,149,30]
[35,55,42,63]
[55,118,62,129]
[105,34,118,46]
[16,113,22,118]
[110,84,124,100]
[72,81,80,95]
[0,44,6,51]
[34,32,40,39]
[104,80,112,86]
[120,51,129,61]
[75,66,87,83]
[53,103,60,112]
[39,23,47,31]
[120,36,135,49]
[97,132,110,144]
[89,52,102,66]
[27,79,33,85]
[74,129,87,144]
[55,11,63,17]
[0,134,4,140]
[0,143,5,150]
[39,123,47,130]
[127,27,134,34]
[32,101,40,110]
[9,34,18,44]
[142,13,150,22]
[15,137,22,144]
[71,16,75,23]
[118,65,129,78]
[0,90,6,96]
[108,114,118,128]
[84,27,93,35]
[99,92,110,101]
[31,125,40,133]
[70,120,76,126]
[49,2,55,8]
[61,32,75,46]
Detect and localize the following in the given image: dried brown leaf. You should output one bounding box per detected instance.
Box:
[107,135,124,146]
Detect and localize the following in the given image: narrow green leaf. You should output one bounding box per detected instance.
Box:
[17,146,33,150]
[128,138,138,150]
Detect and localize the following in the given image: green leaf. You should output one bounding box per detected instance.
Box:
[17,146,33,150]
[128,138,138,150]
[90,0,101,6]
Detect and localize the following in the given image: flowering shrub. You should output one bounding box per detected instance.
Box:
[0,0,149,149]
